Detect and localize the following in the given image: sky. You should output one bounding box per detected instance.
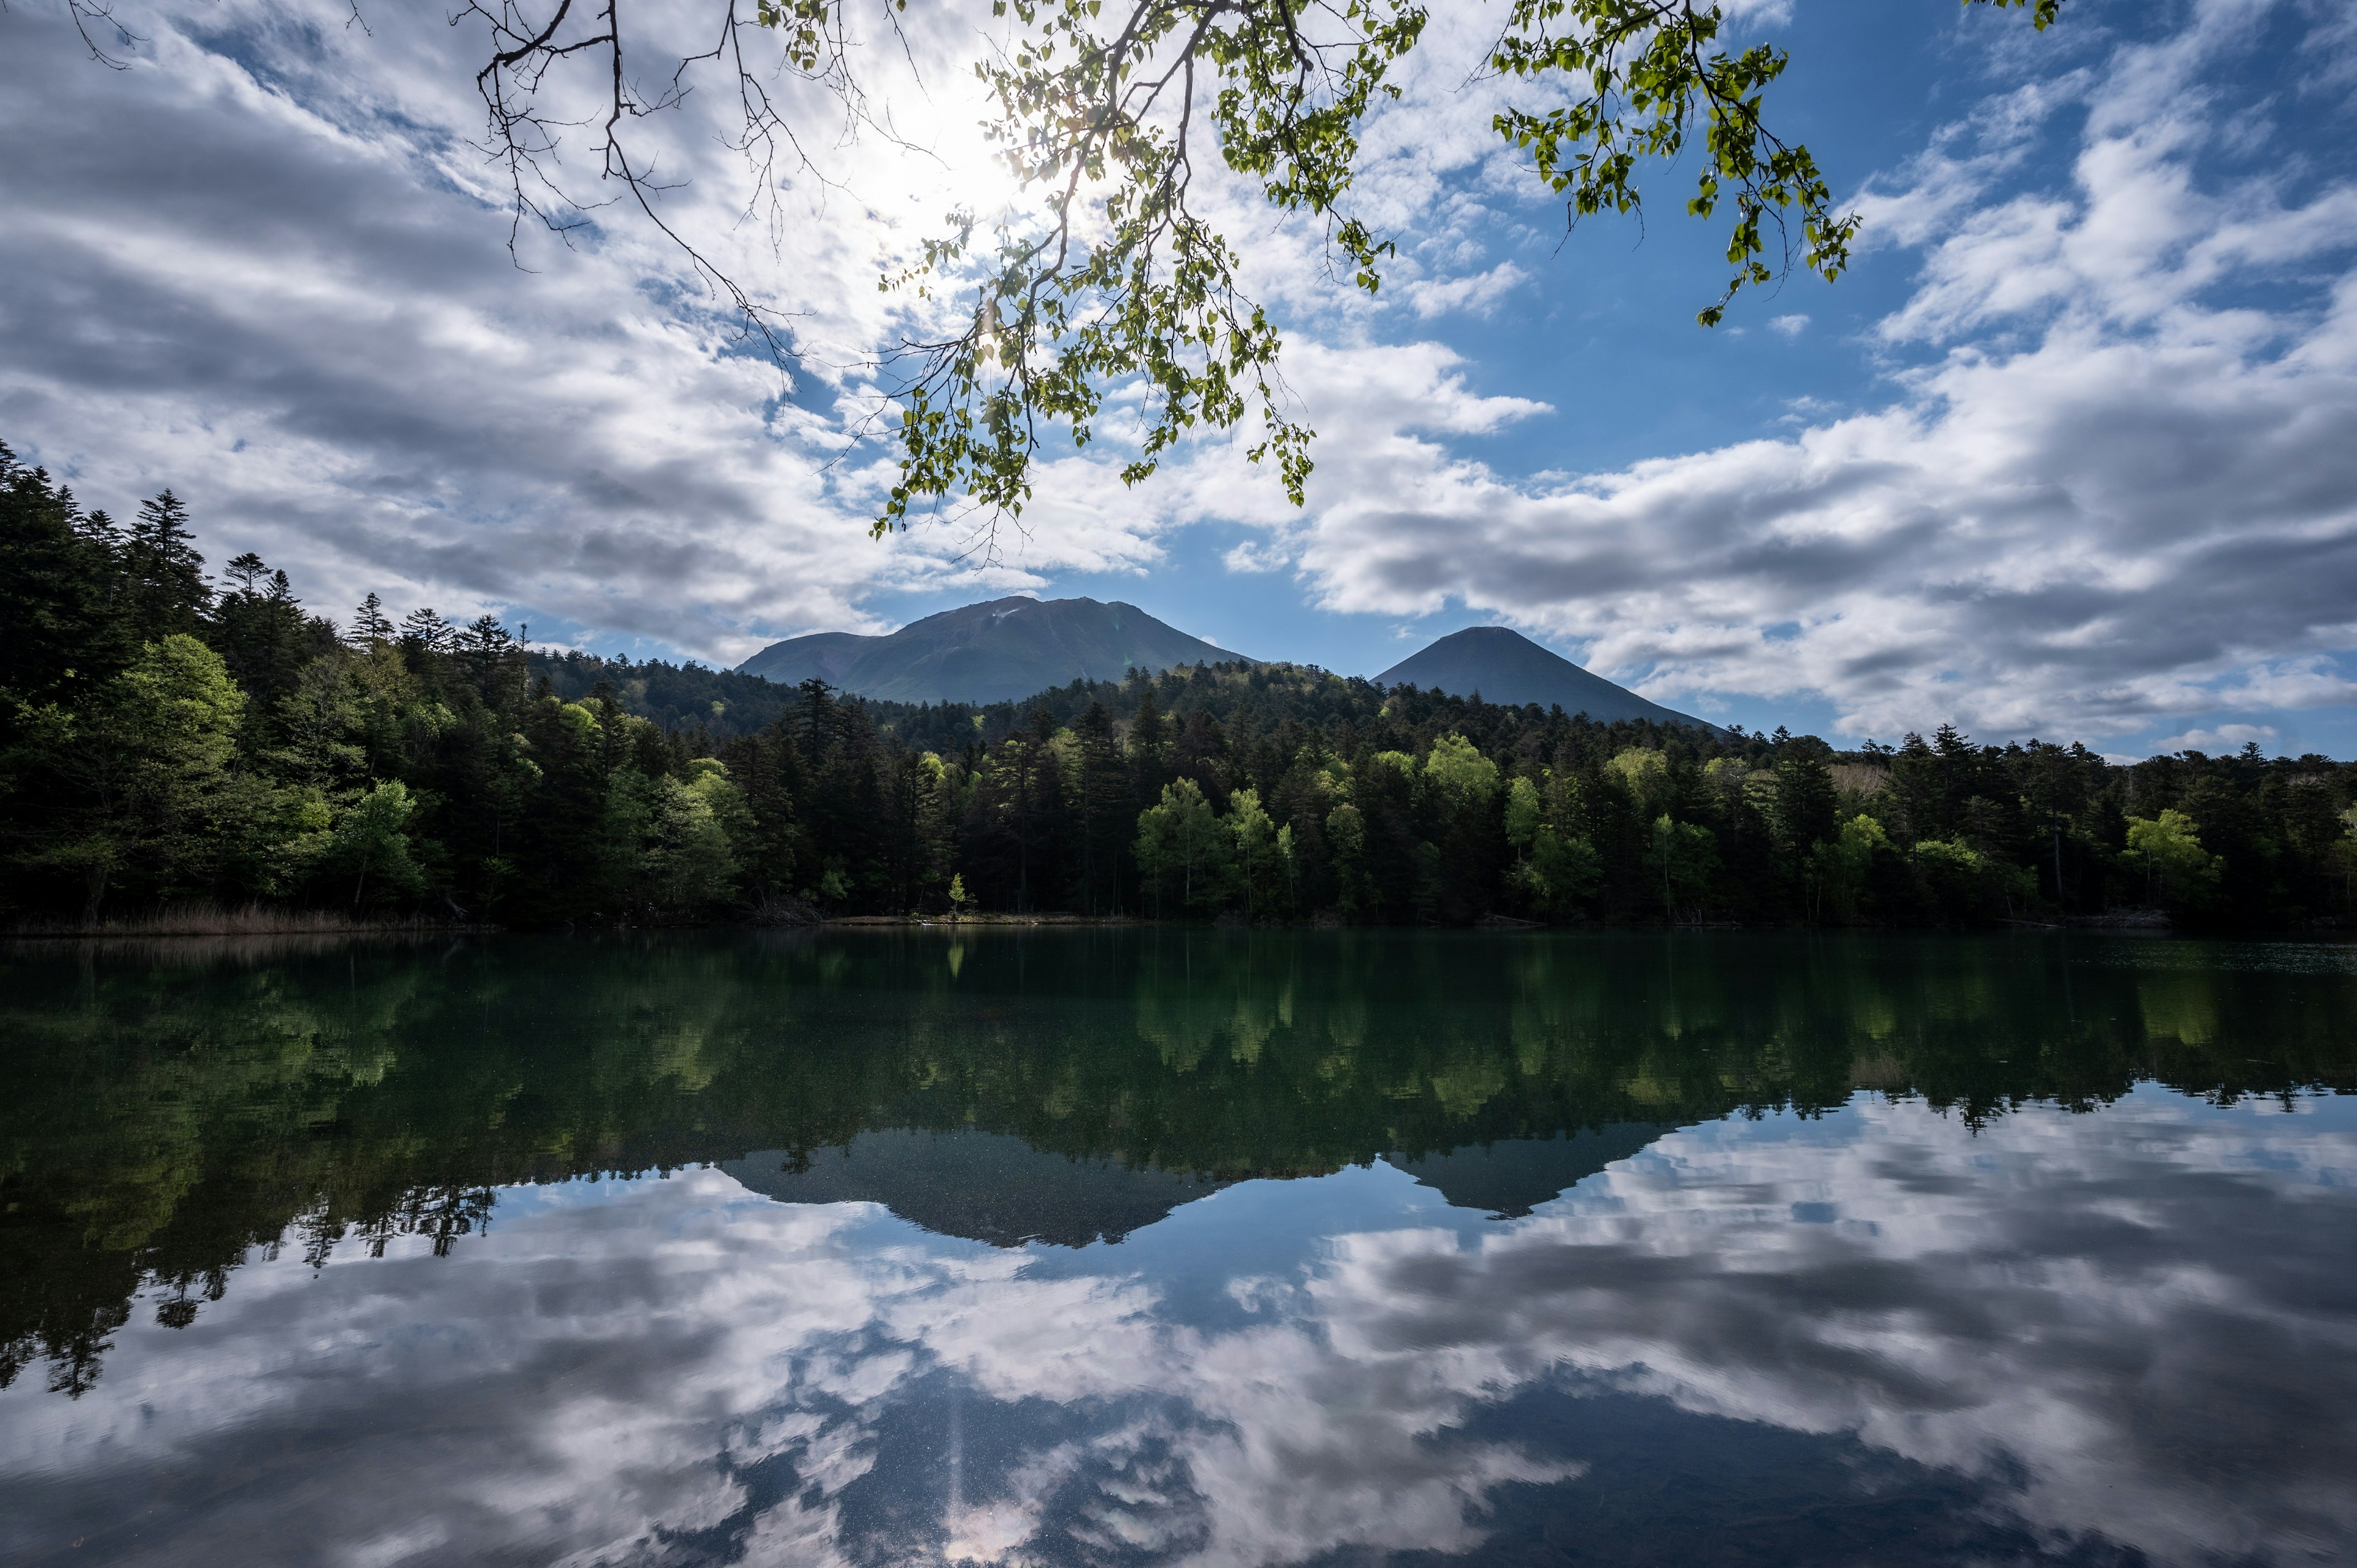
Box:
[2,0,2355,755]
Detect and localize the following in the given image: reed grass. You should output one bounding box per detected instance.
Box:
[4,902,472,939]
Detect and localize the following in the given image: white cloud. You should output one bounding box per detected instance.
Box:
[2150,722,2278,752]
[2218,655,2357,711]
[1221,538,1296,574]
[1401,261,1533,320]
[1767,313,1809,338]
[1159,0,2357,741]
[0,1170,1571,1567]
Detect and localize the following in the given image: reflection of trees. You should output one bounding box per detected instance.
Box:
[4,931,2351,1395]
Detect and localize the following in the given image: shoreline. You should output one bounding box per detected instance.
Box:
[18,910,2353,942]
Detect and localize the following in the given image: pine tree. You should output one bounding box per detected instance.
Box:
[1128,686,1169,822]
[208,554,329,728]
[0,446,136,725]
[1772,752,1838,857]
[793,678,838,762]
[1930,722,1976,840]
[462,614,514,659]
[350,593,395,646]
[125,490,211,636]
[400,607,455,655]
[1072,701,1132,913]
[222,550,269,595]
[460,614,522,705]
[1130,686,1166,754]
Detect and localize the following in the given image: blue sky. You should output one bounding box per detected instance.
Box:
[3,0,2354,754]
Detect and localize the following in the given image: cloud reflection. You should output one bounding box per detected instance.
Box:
[1,1093,2350,1567]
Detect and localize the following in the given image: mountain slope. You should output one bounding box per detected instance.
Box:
[737,596,1250,704]
[1376,627,1720,732]
[724,1130,1231,1249]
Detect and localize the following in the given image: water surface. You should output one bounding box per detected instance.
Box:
[2,930,2353,1566]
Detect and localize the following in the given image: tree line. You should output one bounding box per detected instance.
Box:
[6,445,2354,929]
[9,927,2348,1394]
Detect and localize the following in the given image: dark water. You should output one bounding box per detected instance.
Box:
[2,930,2354,1567]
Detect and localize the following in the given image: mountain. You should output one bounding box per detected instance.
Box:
[1390,1126,1673,1219]
[722,1130,1231,1249]
[736,596,1251,704]
[1375,627,1721,732]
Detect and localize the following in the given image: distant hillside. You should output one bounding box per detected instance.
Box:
[1376,627,1722,733]
[529,649,795,738]
[737,596,1251,704]
[524,647,1737,760]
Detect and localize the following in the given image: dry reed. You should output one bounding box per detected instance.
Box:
[4,902,471,940]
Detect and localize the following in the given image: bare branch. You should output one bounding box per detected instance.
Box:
[55,0,144,68]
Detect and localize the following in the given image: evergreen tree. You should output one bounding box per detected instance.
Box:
[1772,751,1838,859]
[718,721,807,904]
[399,607,455,655]
[1128,685,1169,814]
[207,554,332,729]
[123,490,210,636]
[350,593,394,646]
[1070,701,1132,913]
[0,446,135,729]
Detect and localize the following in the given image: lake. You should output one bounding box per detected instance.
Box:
[2,930,2353,1567]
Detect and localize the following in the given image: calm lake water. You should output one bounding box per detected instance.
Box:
[2,930,2354,1567]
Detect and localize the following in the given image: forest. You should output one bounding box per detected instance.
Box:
[7,445,2355,930]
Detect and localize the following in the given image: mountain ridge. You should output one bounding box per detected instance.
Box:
[738,600,1717,733]
[736,596,1250,705]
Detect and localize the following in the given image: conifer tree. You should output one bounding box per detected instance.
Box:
[1072,701,1132,913]
[125,490,210,636]
[208,554,328,725]
[399,608,455,655]
[0,444,136,724]
[350,593,394,646]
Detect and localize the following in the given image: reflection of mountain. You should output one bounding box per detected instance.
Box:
[732,1126,1681,1243]
[1391,1126,1671,1219]
[725,1131,1233,1248]
[5,930,2353,1396]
